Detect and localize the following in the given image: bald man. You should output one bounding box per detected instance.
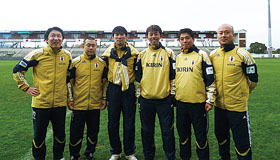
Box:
[209,24,258,160]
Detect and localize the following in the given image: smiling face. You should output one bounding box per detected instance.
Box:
[83,39,97,56]
[179,32,194,50]
[47,30,63,50]
[147,30,161,46]
[112,32,127,48]
[217,24,235,47]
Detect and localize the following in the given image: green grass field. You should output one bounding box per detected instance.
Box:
[0,59,280,160]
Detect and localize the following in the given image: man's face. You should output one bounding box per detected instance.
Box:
[112,32,127,47]
[217,25,234,46]
[47,30,63,49]
[147,30,161,46]
[179,32,194,50]
[83,39,97,56]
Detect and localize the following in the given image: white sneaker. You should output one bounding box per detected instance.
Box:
[109,154,121,160]
[125,154,137,160]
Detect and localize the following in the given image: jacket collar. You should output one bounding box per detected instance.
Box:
[148,42,165,50]
[181,45,199,54]
[113,42,129,51]
[83,52,96,60]
[221,43,235,52]
[102,43,138,58]
[45,44,62,54]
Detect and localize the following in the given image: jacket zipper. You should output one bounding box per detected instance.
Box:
[88,59,91,110]
[53,54,57,108]
[222,51,225,109]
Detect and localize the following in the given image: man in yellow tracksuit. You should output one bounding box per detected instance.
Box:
[135,25,176,160]
[13,27,72,160]
[102,26,139,160]
[175,28,215,160]
[210,24,258,160]
[68,37,107,160]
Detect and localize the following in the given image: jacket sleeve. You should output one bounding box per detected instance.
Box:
[240,49,258,93]
[201,52,216,105]
[169,51,176,95]
[66,60,73,83]
[169,56,176,81]
[12,53,39,91]
[67,60,75,102]
[135,54,143,83]
[102,65,108,99]
[67,66,76,84]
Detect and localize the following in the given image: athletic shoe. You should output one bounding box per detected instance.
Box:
[125,154,137,160]
[86,153,95,160]
[70,156,78,160]
[109,154,121,160]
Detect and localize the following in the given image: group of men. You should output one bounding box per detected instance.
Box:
[13,24,258,160]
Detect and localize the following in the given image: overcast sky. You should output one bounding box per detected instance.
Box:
[0,0,279,48]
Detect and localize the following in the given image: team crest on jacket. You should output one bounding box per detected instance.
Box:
[229,56,235,62]
[159,56,164,61]
[191,60,195,66]
[184,57,188,61]
[94,63,99,68]
[60,56,64,62]
[217,54,220,57]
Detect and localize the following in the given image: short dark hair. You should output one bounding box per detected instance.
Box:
[178,28,194,39]
[112,26,128,36]
[146,25,162,35]
[83,37,96,44]
[44,27,64,41]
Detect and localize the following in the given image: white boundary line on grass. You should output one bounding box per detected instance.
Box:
[21,110,72,160]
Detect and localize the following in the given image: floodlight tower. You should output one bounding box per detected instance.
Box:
[268,0,273,57]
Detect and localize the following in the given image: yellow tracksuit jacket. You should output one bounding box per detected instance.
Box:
[13,45,72,108]
[175,46,215,104]
[70,53,107,110]
[136,44,176,99]
[210,44,258,112]
[102,43,139,91]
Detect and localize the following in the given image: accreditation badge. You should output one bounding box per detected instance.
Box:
[246,66,255,74]
[206,67,214,75]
